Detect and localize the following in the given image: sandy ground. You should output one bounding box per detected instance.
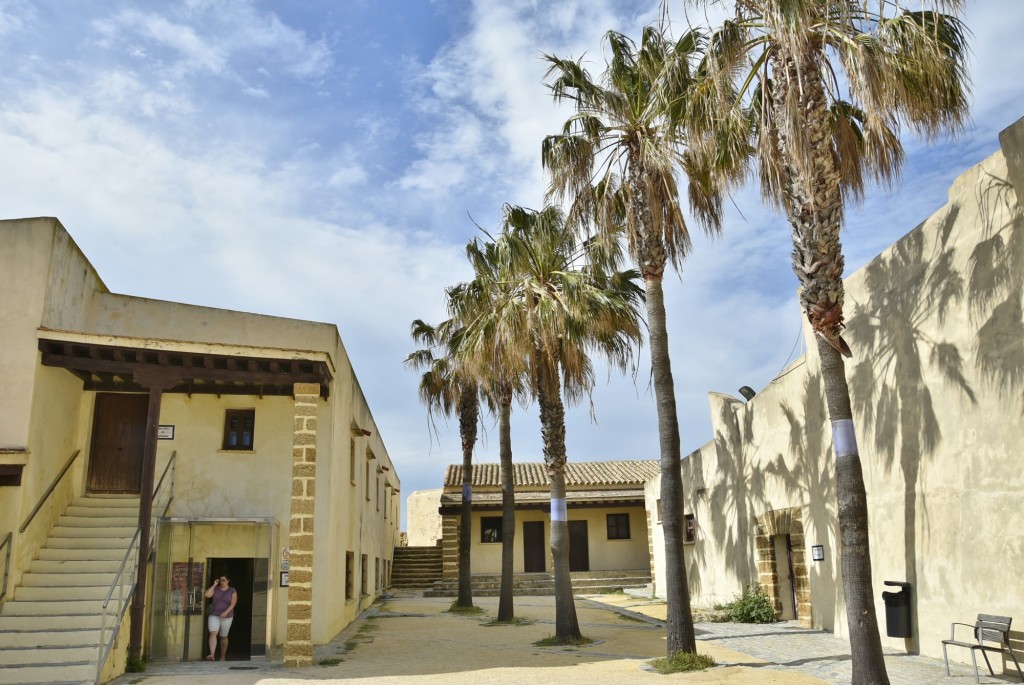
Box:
[115,593,827,685]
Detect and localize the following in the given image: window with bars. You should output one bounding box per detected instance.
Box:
[349,437,357,485]
[606,513,631,539]
[345,552,354,600]
[222,409,255,450]
[685,514,696,543]
[481,517,502,543]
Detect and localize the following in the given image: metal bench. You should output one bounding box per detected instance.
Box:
[942,614,1023,683]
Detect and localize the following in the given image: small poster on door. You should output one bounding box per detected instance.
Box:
[171,561,205,615]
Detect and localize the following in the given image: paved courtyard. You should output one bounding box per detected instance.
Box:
[110,591,1015,685]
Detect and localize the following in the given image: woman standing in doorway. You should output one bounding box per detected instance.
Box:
[205,575,237,661]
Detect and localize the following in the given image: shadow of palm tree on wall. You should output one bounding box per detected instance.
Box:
[706,398,767,586]
[846,201,974,649]
[971,173,1024,409]
[765,370,836,628]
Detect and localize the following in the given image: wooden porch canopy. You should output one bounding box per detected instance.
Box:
[38,338,332,397]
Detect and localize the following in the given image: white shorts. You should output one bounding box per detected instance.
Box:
[208,615,233,636]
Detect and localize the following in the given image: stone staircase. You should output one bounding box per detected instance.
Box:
[391,545,443,589]
[424,569,653,597]
[0,495,140,685]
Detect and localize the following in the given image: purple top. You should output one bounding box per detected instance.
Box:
[210,586,236,617]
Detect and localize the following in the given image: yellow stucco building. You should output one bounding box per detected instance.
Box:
[0,217,400,683]
[646,116,1024,666]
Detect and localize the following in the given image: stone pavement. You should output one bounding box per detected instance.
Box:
[107,591,1017,685]
[581,593,1018,685]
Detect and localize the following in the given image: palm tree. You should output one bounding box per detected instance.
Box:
[542,26,747,656]
[458,205,644,640]
[404,317,480,608]
[688,2,970,681]
[448,249,530,622]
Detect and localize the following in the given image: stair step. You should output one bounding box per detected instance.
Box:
[45,536,133,550]
[57,515,138,528]
[18,572,116,587]
[37,547,128,561]
[0,661,94,684]
[0,495,139,684]
[29,559,122,574]
[72,495,140,506]
[0,614,103,631]
[50,526,136,539]
[2,599,106,616]
[0,628,101,648]
[0,645,98,666]
[15,585,110,601]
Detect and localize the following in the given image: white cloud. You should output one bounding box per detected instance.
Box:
[327,164,368,188]
[0,0,31,36]
[243,86,269,99]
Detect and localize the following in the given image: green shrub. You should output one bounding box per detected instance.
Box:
[447,601,485,615]
[728,583,776,624]
[649,651,716,674]
[533,635,594,647]
[125,654,146,673]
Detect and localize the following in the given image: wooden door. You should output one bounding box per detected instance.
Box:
[568,520,589,572]
[87,393,148,493]
[522,521,545,572]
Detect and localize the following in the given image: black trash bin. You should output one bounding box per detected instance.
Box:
[882,581,912,638]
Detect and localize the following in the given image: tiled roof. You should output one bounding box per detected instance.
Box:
[443,461,659,489]
[440,488,646,506]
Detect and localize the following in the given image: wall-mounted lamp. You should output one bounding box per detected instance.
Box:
[739,386,757,401]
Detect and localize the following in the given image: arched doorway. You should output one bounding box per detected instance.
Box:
[753,508,811,625]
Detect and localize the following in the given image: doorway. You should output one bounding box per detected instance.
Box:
[203,558,254,661]
[87,393,148,493]
[568,521,589,572]
[523,521,545,572]
[772,534,797,620]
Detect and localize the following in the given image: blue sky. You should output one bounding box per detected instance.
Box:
[2,1,1022,529]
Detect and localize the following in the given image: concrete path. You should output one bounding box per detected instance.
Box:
[582,593,1016,685]
[107,591,1012,685]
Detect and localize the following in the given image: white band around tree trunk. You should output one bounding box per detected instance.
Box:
[550,498,567,522]
[832,419,858,457]
[462,484,472,502]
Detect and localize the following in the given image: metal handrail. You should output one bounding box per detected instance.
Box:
[0,531,11,607]
[19,449,81,534]
[95,451,176,684]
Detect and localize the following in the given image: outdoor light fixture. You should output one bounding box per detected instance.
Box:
[811,545,825,561]
[739,386,756,401]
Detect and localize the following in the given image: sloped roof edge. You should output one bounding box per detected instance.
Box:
[443,460,659,488]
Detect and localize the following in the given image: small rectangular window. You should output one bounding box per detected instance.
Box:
[222,409,255,450]
[365,462,371,501]
[375,558,380,591]
[345,552,354,600]
[685,514,696,544]
[481,516,502,543]
[607,513,631,540]
[656,499,662,523]
[349,437,357,485]
[360,554,368,595]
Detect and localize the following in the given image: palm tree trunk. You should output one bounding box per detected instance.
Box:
[630,155,697,656]
[456,387,479,608]
[498,386,516,621]
[537,351,581,640]
[646,273,697,656]
[818,338,888,684]
[771,49,889,683]
[548,466,580,640]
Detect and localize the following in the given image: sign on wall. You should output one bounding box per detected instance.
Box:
[170,561,205,615]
